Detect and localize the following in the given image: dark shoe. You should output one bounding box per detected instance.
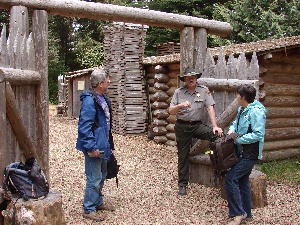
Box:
[96,203,115,212]
[83,211,105,222]
[178,186,187,196]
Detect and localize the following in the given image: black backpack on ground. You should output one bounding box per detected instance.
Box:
[3,157,49,201]
[208,133,240,178]
[106,153,120,188]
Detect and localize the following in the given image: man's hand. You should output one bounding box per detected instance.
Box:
[91,149,102,157]
[180,101,191,108]
[213,126,224,137]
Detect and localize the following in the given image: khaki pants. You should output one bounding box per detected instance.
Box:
[175,122,217,187]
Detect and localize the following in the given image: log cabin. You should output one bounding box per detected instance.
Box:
[143,35,300,162]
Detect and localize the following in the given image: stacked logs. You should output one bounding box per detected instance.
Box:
[147,64,179,146]
[259,50,300,160]
[104,22,148,135]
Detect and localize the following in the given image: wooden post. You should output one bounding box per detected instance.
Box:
[180,27,194,76]
[194,28,207,72]
[0,82,6,183]
[32,10,50,182]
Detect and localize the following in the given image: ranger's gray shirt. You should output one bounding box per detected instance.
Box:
[170,84,215,121]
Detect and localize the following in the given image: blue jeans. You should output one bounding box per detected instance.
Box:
[83,153,107,213]
[225,157,258,218]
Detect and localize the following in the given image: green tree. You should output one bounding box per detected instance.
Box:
[130,0,232,56]
[0,9,9,33]
[213,0,300,45]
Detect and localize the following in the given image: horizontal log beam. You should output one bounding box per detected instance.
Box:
[262,62,300,74]
[264,138,300,151]
[261,50,300,64]
[5,82,39,160]
[265,127,300,141]
[267,107,300,119]
[264,83,300,96]
[262,73,300,85]
[262,148,300,162]
[0,67,41,85]
[263,96,300,107]
[266,118,300,129]
[0,0,233,37]
[197,78,259,91]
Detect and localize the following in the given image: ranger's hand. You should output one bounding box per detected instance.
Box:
[180,101,191,108]
[213,126,224,137]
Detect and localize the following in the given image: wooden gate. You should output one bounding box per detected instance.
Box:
[0,6,49,180]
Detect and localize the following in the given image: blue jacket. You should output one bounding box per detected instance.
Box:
[76,89,114,160]
[228,100,268,159]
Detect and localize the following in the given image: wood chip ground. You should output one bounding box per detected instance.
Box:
[49,105,300,225]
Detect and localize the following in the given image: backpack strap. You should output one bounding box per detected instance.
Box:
[2,167,21,225]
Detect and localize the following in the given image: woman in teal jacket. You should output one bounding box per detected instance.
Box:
[226,84,267,225]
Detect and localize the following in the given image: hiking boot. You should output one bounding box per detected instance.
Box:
[227,213,247,225]
[178,186,187,196]
[83,211,105,222]
[96,203,115,212]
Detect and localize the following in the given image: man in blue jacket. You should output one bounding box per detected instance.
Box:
[76,68,115,222]
[226,84,268,225]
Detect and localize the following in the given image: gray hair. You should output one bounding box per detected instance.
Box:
[90,69,108,88]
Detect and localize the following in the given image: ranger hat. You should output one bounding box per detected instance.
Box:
[179,68,202,81]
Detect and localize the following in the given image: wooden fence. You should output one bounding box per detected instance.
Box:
[0,6,49,181]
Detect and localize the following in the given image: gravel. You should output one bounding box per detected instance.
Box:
[49,105,300,225]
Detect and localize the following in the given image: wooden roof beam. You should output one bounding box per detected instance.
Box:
[0,0,233,37]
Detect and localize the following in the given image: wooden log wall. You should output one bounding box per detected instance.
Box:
[145,49,260,150]
[147,64,179,146]
[145,46,300,162]
[259,48,300,160]
[103,22,148,135]
[0,6,49,181]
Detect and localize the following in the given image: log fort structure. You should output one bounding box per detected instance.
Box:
[59,31,299,209]
[143,37,300,208]
[0,0,233,224]
[143,36,300,163]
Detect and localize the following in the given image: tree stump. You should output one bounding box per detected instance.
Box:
[3,190,66,225]
[221,169,268,209]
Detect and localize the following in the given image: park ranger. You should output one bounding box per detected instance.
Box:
[168,68,223,196]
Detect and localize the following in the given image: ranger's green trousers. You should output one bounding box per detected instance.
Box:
[175,122,217,187]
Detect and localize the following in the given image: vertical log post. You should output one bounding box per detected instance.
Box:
[0,82,6,184]
[32,10,50,182]
[194,28,207,73]
[180,27,194,80]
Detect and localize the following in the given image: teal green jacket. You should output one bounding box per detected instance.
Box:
[228,100,268,159]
